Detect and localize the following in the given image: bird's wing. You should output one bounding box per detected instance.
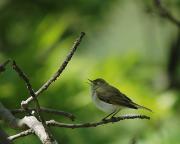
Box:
[96,85,138,109]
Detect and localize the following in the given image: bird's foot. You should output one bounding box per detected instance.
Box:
[110,116,117,122]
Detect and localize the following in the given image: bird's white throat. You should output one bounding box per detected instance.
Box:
[91,89,118,113]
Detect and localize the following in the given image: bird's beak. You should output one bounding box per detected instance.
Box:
[88,79,93,83]
[88,79,93,84]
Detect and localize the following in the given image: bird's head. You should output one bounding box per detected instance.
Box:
[88,78,108,89]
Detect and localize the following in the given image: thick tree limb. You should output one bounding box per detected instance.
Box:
[153,0,180,27]
[21,32,85,107]
[11,108,75,121]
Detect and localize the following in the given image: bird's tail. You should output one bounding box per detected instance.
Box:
[132,102,152,112]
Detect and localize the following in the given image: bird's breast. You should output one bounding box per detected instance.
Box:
[91,91,118,113]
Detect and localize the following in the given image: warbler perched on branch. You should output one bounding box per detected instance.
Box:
[89,78,152,120]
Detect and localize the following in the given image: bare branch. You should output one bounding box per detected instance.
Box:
[12,61,36,98]
[153,0,180,27]
[11,108,75,121]
[0,59,10,73]
[8,129,34,141]
[12,61,55,142]
[8,114,150,141]
[8,32,85,142]
[21,32,85,107]
[12,61,43,118]
[47,114,150,128]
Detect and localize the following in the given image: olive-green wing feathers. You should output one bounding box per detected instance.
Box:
[96,85,138,109]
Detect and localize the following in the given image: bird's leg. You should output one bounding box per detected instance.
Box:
[111,109,120,118]
[102,111,116,121]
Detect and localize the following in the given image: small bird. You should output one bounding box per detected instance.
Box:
[89,78,152,120]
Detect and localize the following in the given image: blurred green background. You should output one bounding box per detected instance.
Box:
[0,0,180,143]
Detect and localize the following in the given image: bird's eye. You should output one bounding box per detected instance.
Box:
[97,82,101,85]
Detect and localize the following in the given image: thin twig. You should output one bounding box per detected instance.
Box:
[153,0,180,27]
[11,108,75,121]
[8,129,34,141]
[0,59,10,73]
[12,61,43,120]
[12,61,55,142]
[8,114,150,141]
[21,32,85,107]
